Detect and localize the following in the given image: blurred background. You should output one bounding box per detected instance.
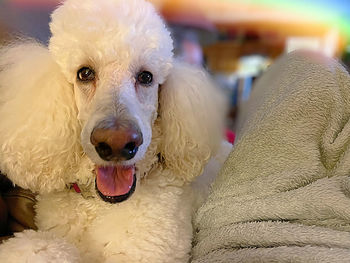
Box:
[1,0,350,135]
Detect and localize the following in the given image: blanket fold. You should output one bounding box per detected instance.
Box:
[192,51,350,262]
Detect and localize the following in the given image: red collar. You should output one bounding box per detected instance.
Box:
[71,183,81,193]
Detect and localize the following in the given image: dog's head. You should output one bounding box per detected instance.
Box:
[49,0,173,202]
[0,0,225,201]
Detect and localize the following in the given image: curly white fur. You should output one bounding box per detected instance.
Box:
[0,0,229,262]
[0,230,81,263]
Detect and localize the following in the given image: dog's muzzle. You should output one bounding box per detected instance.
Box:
[91,119,142,203]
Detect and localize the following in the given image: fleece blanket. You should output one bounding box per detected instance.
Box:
[192,51,350,263]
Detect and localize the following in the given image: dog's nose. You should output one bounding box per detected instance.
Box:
[90,122,143,161]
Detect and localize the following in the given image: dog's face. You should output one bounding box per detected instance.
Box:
[49,0,173,203]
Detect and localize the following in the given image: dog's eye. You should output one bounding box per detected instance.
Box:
[137,71,153,86]
[77,67,95,82]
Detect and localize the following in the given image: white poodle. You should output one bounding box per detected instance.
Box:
[0,0,230,262]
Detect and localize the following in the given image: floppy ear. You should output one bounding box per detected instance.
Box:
[0,42,82,194]
[159,61,226,183]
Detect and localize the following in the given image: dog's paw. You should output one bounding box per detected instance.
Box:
[0,230,81,263]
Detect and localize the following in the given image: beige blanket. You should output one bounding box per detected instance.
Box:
[192,51,350,263]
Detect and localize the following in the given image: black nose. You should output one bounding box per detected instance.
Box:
[91,121,143,161]
[95,141,139,161]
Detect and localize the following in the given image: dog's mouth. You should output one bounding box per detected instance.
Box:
[95,165,136,203]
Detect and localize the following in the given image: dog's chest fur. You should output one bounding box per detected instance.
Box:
[35,170,193,263]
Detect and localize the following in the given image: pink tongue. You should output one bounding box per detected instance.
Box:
[96,166,135,196]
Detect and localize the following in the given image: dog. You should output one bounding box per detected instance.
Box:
[0,0,230,262]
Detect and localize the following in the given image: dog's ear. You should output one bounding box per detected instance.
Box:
[0,42,82,194]
[159,61,226,183]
